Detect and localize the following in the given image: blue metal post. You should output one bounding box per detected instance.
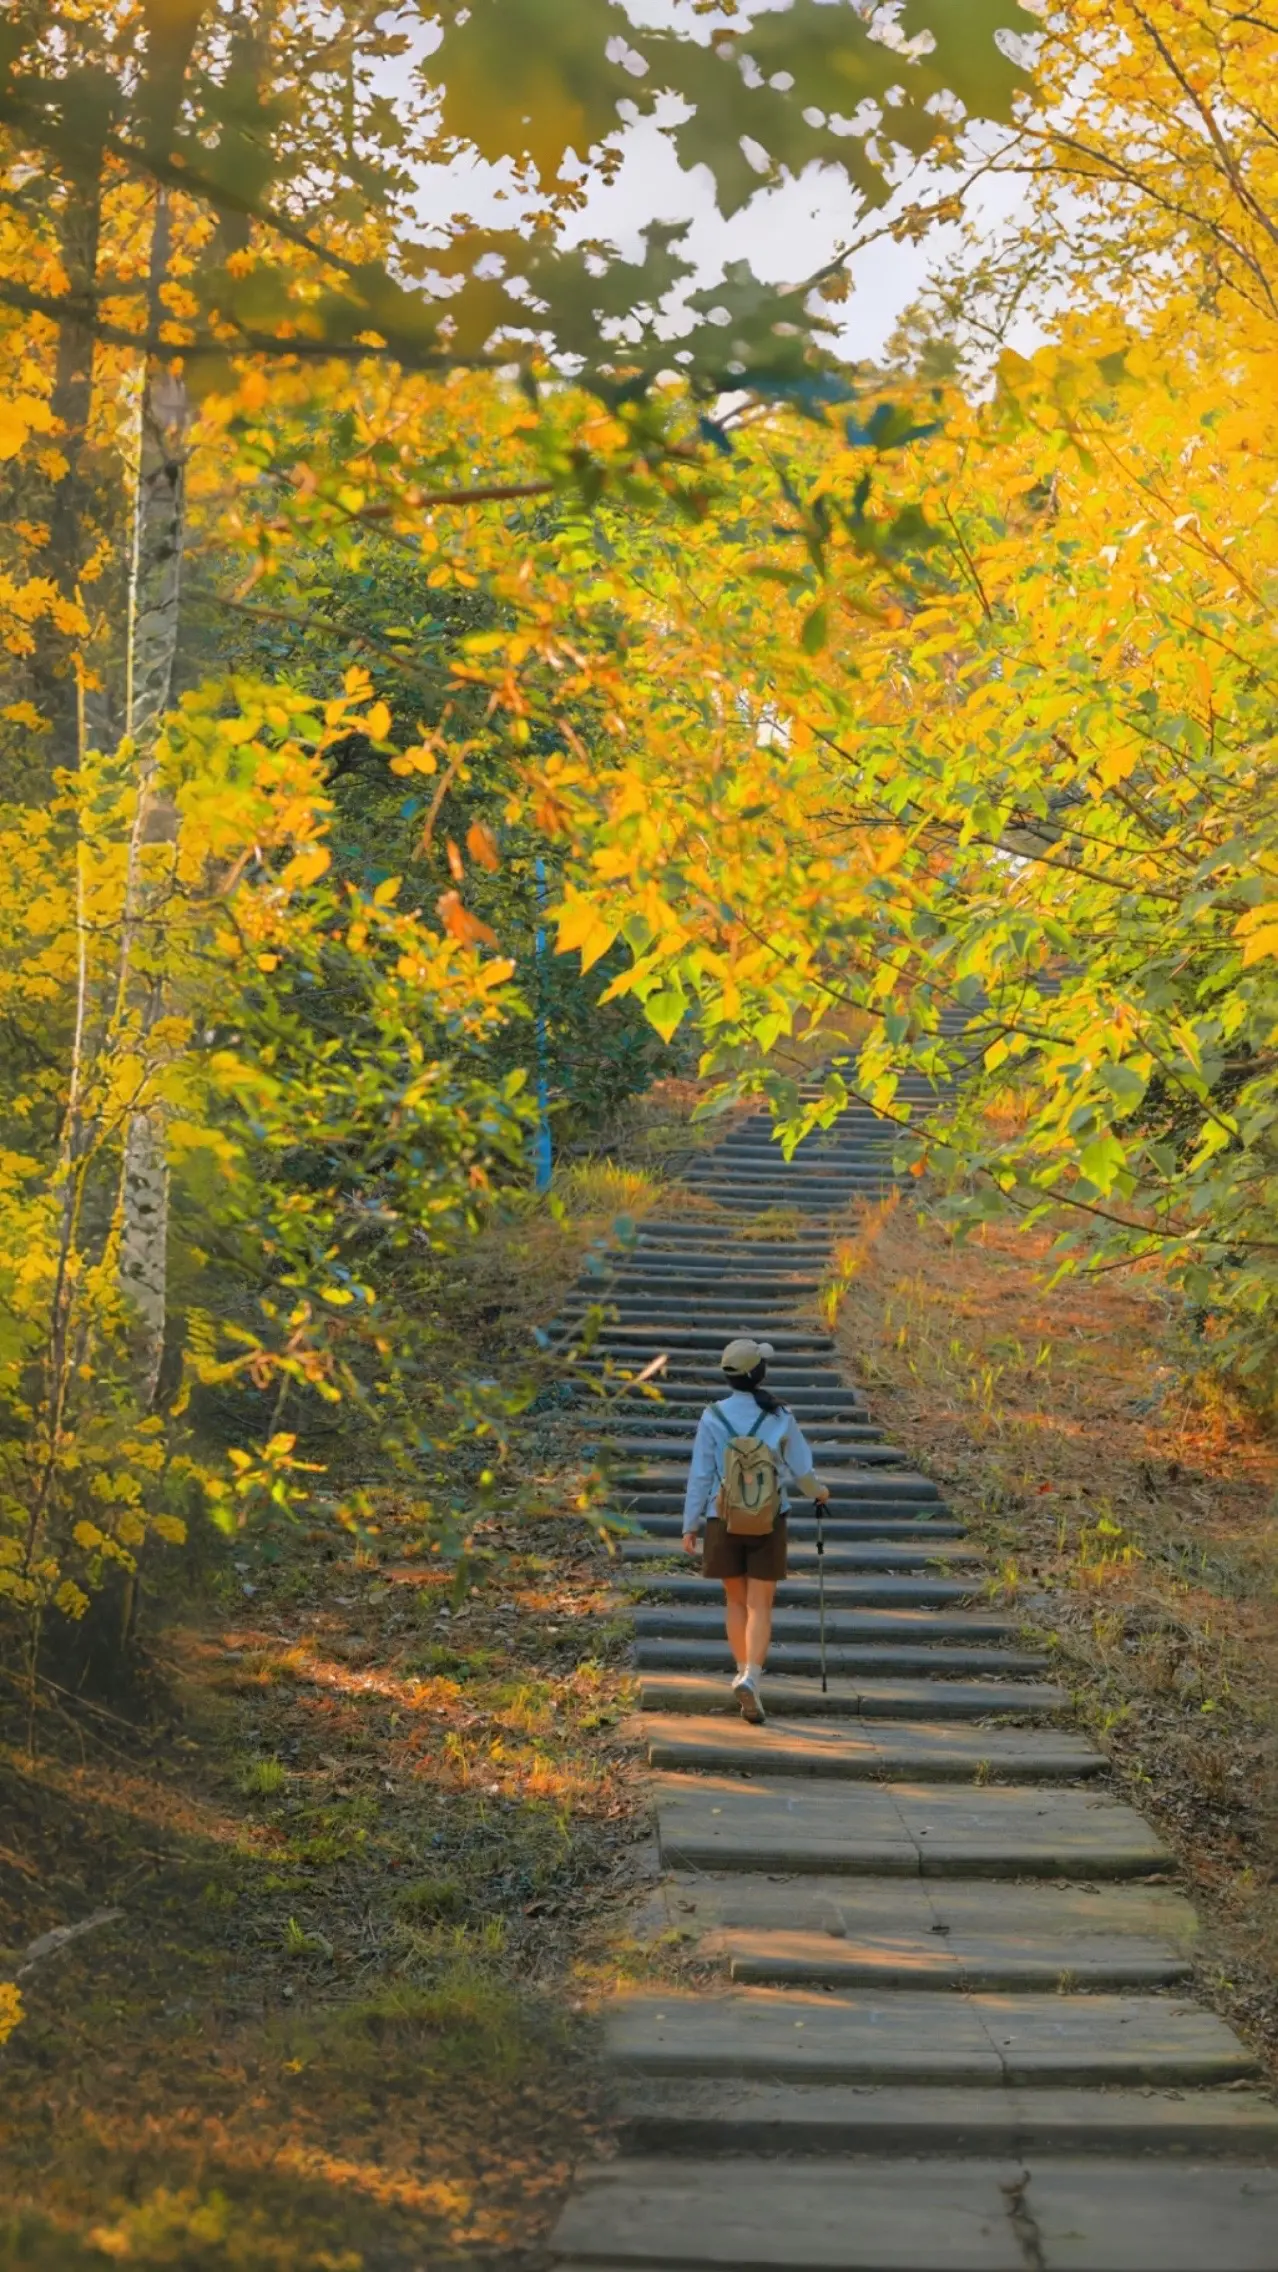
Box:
[532,855,553,1193]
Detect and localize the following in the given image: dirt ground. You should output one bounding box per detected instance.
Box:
[0,1495,651,2270]
[832,1192,1278,2074]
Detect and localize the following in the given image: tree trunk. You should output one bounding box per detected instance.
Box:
[115,197,188,1412]
[118,1104,171,1409]
[32,159,107,775]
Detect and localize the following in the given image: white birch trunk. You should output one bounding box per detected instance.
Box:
[116,197,187,1410]
[118,1105,170,1400]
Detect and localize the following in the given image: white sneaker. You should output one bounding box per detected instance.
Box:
[732,1669,766,1725]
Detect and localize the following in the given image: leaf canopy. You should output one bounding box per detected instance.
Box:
[1,0,1037,386]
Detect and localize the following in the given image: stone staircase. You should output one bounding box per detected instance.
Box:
[548,1084,1278,2269]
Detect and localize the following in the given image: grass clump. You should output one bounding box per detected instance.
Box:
[393,1875,466,1924]
[406,1642,496,1678]
[238,1757,286,1797]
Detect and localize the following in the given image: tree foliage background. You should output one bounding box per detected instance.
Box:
[526,0,1278,1399]
[0,0,1035,1681]
[4,0,1276,1689]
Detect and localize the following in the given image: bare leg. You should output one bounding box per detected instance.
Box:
[722,1575,748,1670]
[745,1577,776,1671]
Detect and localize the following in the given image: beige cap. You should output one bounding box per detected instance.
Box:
[720,1337,775,1374]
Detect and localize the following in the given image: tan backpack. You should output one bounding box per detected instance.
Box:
[711,1403,783,1536]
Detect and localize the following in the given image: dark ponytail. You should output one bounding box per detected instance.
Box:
[723,1361,786,1416]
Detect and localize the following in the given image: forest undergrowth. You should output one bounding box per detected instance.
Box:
[832,1197,1278,2075]
[0,1084,718,2271]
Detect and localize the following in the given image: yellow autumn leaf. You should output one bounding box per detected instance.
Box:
[1236,905,1278,966]
[278,844,331,891]
[0,1984,23,2048]
[555,891,618,972]
[0,395,52,460]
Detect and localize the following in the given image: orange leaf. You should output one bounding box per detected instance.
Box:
[466,820,501,872]
[437,890,498,948]
[446,838,465,882]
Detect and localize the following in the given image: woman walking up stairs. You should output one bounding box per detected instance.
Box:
[681,1336,831,1725]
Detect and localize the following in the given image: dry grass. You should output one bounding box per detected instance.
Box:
[831,1192,1278,2070]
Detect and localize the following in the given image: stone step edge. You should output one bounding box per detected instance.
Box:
[609,2084,1278,2158]
[636,1677,1069,1718]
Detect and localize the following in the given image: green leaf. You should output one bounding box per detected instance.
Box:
[1077,1132,1128,1195]
[801,603,829,654]
[645,986,688,1044]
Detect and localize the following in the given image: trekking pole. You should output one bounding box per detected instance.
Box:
[816,1490,828,1695]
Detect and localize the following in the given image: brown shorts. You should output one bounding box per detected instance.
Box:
[702,1515,788,1583]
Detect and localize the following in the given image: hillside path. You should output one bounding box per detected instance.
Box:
[548,1079,1278,2271]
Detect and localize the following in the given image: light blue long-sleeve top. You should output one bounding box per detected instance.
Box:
[682,1392,819,1536]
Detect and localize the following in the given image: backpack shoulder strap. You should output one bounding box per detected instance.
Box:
[706,1401,737,1444]
[750,1399,786,1444]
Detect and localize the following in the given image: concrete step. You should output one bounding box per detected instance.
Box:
[682,1173,888,1190]
[641,1715,1101,1782]
[654,1773,1170,1875]
[634,1226,837,1246]
[689,1195,875,1213]
[612,1445,908,1470]
[684,1165,893,1183]
[715,1135,896,1150]
[641,1875,1198,1991]
[575,1290,823,1310]
[560,1324,837,1347]
[621,1539,979,1567]
[623,1575,979,1607]
[604,1988,1254,2088]
[617,1236,836,1251]
[613,2082,1278,2160]
[569,1310,823,1327]
[597,1384,870,1404]
[587,1362,864,1381]
[625,1515,960,1542]
[602,1277,832,1294]
[591,1399,868,1417]
[728,1933,1179,1992]
[586,1426,873,1444]
[623,1499,941,1517]
[681,1202,890,1216]
[704,1155,893,1171]
[570,1284,826,1304]
[616,1474,942,1501]
[615,1451,910,1477]
[577,1360,850,1384]
[683,1172,893,1192]
[638,1640,1051,1679]
[626,1512,956,1535]
[636,1674,1067,1720]
[620,1486,946,1512]
[632,1607,1023,1643]
[553,2156,1278,2266]
[601,1422,886,1443]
